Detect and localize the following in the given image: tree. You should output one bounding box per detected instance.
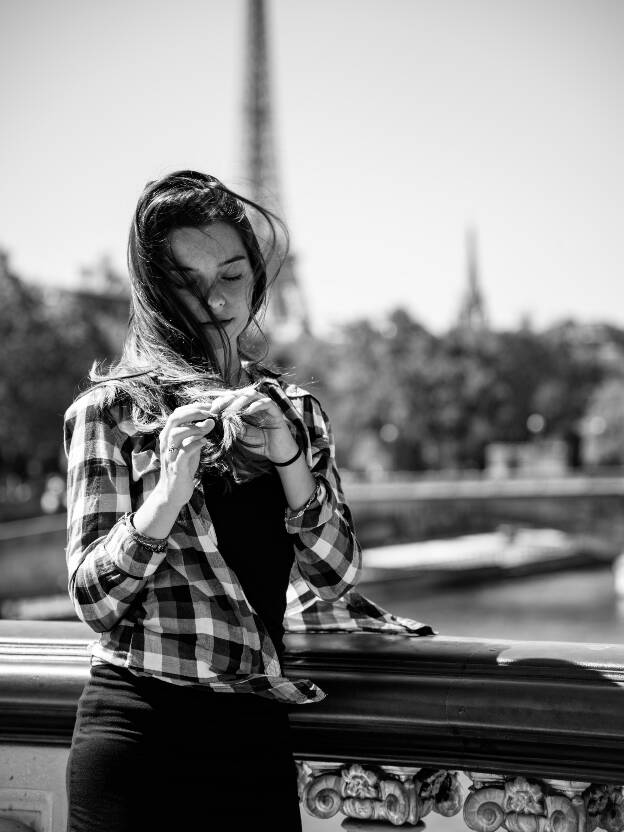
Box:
[0,252,112,477]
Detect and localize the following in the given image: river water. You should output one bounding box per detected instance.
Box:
[2,532,622,645]
[363,565,624,644]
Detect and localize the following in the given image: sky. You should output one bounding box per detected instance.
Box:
[1,0,623,335]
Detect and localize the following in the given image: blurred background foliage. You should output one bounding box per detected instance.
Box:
[274,309,623,476]
[2,247,624,523]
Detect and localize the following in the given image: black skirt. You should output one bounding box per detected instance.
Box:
[66,663,302,832]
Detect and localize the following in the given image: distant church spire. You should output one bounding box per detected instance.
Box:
[457,226,488,333]
[242,0,310,339]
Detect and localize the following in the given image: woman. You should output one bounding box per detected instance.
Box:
[63,170,363,831]
[64,170,432,831]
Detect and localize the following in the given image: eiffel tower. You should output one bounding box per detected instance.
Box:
[457,226,488,335]
[242,0,311,339]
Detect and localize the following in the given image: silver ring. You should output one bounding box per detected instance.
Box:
[167,446,178,455]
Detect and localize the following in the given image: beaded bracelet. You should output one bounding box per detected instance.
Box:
[123,512,169,553]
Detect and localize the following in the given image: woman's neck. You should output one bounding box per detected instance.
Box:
[223,356,250,387]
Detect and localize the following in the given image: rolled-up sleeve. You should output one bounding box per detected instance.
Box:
[285,396,362,600]
[64,395,167,633]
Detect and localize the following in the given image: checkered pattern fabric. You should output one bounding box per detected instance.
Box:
[64,374,431,704]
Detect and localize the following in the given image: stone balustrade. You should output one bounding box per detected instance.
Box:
[1,621,624,829]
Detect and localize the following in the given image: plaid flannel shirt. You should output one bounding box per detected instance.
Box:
[64,373,432,705]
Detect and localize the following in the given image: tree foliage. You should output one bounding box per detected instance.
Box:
[0,255,112,476]
[1,249,622,480]
[276,309,622,474]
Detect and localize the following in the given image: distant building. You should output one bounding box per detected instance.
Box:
[579,377,624,468]
[485,439,569,478]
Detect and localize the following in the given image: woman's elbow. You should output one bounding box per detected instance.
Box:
[70,602,117,633]
[68,577,124,634]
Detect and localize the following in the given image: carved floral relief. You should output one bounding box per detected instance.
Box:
[297,762,463,827]
[297,764,624,830]
[585,785,624,832]
[463,774,624,832]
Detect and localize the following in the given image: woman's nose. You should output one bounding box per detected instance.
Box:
[207,290,226,310]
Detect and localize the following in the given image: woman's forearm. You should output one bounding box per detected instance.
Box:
[270,430,316,510]
[275,452,317,511]
[132,483,184,540]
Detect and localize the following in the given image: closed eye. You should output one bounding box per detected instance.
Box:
[222,274,243,282]
[181,282,205,295]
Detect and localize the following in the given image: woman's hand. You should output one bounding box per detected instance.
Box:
[209,386,316,512]
[209,386,299,463]
[156,405,216,508]
[131,405,215,541]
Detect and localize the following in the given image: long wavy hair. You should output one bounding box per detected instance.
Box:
[87,170,291,480]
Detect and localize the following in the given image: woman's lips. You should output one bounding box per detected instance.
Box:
[202,318,233,327]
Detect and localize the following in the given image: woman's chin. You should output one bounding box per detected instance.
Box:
[202,328,241,351]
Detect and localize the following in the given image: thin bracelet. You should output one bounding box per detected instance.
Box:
[272,444,303,467]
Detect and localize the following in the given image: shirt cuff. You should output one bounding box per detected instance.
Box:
[104,513,169,579]
[284,478,335,533]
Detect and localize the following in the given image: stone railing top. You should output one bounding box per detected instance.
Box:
[1,621,623,783]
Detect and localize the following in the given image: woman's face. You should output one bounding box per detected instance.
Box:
[168,221,254,351]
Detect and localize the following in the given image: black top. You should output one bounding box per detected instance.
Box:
[202,470,295,656]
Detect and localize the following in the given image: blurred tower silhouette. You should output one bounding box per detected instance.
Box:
[243,0,310,339]
[457,227,488,335]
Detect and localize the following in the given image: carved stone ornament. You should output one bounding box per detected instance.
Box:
[297,765,624,830]
[297,761,463,827]
[584,785,624,832]
[463,773,624,832]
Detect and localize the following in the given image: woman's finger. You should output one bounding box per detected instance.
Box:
[242,396,277,415]
[223,392,260,416]
[160,425,204,447]
[160,423,214,453]
[192,417,216,437]
[165,434,207,462]
[242,397,284,427]
[208,384,261,417]
[179,434,208,449]
[208,392,240,417]
[167,406,215,427]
